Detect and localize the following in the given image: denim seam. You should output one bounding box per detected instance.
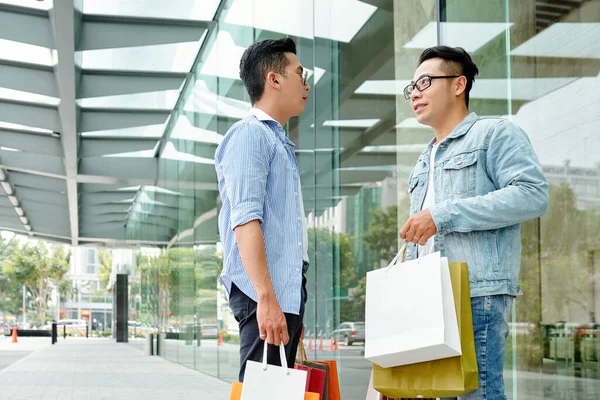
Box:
[481,296,490,400]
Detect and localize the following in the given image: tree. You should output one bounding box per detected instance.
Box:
[98,250,113,288]
[2,242,71,326]
[0,236,21,316]
[363,195,410,267]
[305,228,356,334]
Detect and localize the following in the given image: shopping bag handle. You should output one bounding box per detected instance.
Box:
[261,339,290,376]
[384,241,408,274]
[297,338,308,363]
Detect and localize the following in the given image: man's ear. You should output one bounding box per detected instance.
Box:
[266,71,279,89]
[455,76,467,97]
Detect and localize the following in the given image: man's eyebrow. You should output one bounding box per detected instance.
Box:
[410,73,429,84]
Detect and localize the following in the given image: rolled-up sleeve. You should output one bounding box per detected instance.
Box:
[218,124,274,230]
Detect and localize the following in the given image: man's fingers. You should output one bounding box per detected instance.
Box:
[272,326,282,346]
[281,322,290,345]
[266,327,275,345]
[405,225,418,243]
[399,220,411,239]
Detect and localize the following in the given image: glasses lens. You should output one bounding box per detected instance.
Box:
[416,76,431,91]
[303,71,308,85]
[404,85,413,100]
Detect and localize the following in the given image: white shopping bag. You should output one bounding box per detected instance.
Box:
[365,250,461,368]
[241,339,308,400]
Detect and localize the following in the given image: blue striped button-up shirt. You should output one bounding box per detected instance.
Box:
[215,108,306,315]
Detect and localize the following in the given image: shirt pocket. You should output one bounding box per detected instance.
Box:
[442,151,478,197]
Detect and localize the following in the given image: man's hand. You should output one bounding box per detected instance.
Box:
[257,295,289,346]
[399,209,438,245]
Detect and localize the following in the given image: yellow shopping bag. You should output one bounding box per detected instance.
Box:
[372,261,478,398]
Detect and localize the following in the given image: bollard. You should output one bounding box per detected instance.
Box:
[63,324,66,339]
[86,325,89,338]
[51,322,57,345]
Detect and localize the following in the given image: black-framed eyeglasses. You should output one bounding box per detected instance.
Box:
[403,74,461,100]
[279,69,309,86]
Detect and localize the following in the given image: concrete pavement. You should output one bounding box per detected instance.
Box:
[0,337,230,400]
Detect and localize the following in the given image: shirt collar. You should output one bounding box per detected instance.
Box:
[249,107,294,146]
[250,107,276,123]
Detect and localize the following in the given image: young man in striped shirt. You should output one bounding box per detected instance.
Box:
[215,38,311,382]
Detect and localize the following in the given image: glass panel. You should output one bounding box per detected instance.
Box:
[0,0,50,10]
[77,90,181,110]
[79,41,204,72]
[0,88,59,106]
[128,2,599,400]
[0,121,54,134]
[81,124,167,138]
[0,39,54,66]
[441,0,600,399]
[83,0,222,21]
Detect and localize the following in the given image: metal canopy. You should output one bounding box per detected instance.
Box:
[0,0,220,246]
[0,0,587,243]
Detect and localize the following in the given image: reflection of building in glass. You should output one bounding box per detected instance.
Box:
[64,247,113,331]
[544,162,600,211]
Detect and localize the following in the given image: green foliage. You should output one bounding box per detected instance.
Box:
[0,237,22,316]
[2,241,71,326]
[137,247,223,329]
[98,250,112,288]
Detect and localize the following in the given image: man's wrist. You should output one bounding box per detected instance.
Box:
[257,289,276,302]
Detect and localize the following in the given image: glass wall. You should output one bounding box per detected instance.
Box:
[126,1,600,399]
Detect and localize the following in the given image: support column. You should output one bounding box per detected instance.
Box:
[115,274,128,343]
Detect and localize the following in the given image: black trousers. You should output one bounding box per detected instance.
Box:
[229,274,307,382]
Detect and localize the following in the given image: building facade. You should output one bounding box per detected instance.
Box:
[120,1,600,398]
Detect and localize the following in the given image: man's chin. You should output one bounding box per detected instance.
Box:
[415,113,431,127]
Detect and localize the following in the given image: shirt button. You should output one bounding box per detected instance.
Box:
[295,192,298,195]
[296,268,300,272]
[297,217,301,220]
[298,242,302,246]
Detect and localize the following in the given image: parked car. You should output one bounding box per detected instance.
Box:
[332,321,365,346]
[200,324,219,339]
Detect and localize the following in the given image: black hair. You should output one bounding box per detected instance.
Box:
[418,46,479,107]
[239,38,297,104]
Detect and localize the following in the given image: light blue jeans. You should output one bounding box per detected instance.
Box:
[444,295,514,400]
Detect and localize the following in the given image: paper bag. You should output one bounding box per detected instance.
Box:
[372,262,478,398]
[366,251,461,368]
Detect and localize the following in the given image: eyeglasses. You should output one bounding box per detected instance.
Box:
[403,74,461,100]
[279,70,309,86]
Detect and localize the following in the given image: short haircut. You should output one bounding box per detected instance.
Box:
[239,38,297,104]
[418,46,479,107]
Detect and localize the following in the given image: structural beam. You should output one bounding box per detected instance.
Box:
[80,71,186,98]
[0,129,62,157]
[0,149,65,176]
[80,138,158,158]
[0,62,58,97]
[81,108,171,132]
[0,8,53,48]
[0,99,60,132]
[50,0,79,246]
[79,17,209,51]
[79,158,158,182]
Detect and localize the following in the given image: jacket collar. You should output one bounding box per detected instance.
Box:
[420,112,479,164]
[446,112,479,141]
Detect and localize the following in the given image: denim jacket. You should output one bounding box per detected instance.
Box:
[405,113,549,297]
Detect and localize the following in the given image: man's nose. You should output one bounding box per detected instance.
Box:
[305,82,311,91]
[411,88,421,102]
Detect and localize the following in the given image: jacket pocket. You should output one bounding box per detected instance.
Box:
[442,151,478,197]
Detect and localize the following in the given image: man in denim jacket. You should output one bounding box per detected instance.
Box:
[399,46,549,400]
